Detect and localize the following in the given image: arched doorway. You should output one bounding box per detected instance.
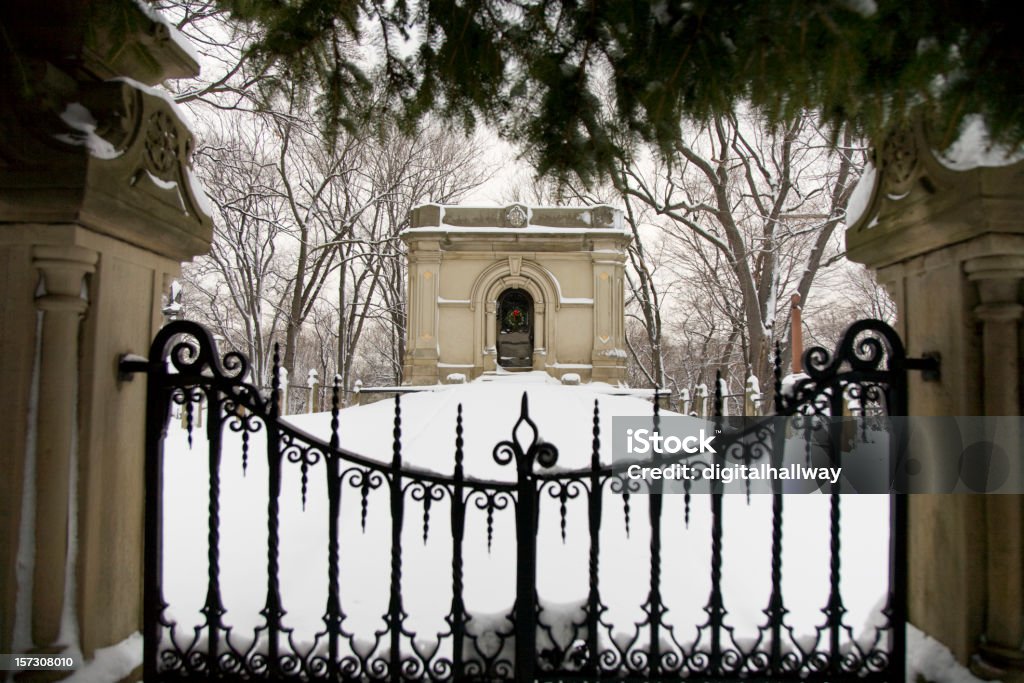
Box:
[497,288,533,368]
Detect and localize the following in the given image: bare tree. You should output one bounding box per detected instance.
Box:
[616,110,865,389]
[183,122,291,382]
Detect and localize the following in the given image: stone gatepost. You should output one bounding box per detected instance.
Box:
[0,1,213,679]
[846,119,1024,679]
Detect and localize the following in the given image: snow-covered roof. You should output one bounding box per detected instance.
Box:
[404,203,628,235]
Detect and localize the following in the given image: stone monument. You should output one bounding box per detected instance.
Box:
[401,204,631,385]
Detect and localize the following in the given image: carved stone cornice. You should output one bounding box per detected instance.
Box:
[0,79,212,260]
[0,0,211,262]
[1,0,199,86]
[846,118,1024,269]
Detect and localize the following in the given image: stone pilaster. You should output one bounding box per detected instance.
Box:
[403,243,441,385]
[965,256,1024,676]
[28,245,97,652]
[590,239,628,384]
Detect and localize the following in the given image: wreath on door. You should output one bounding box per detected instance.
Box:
[503,306,527,331]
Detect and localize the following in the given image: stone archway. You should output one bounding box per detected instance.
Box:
[470,258,561,373]
[496,288,534,367]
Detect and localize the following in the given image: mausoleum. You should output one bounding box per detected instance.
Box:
[401,204,631,385]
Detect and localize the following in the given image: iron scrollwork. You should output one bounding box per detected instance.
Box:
[121,318,914,683]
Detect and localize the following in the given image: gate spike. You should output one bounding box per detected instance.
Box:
[559,489,569,544]
[714,370,723,419]
[422,487,432,545]
[684,479,691,528]
[241,429,249,475]
[360,474,371,533]
[330,375,340,452]
[773,341,784,415]
[486,501,495,554]
[271,342,281,417]
[623,492,631,538]
[185,394,194,449]
[300,460,309,511]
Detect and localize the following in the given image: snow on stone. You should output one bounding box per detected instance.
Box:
[63,632,143,683]
[936,114,1024,171]
[906,623,992,683]
[132,0,202,65]
[57,374,82,655]
[780,372,809,397]
[845,163,877,227]
[837,0,877,17]
[404,226,627,236]
[560,297,594,305]
[186,159,214,219]
[56,104,121,160]
[12,314,44,654]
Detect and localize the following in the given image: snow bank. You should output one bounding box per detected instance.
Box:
[907,623,992,683]
[63,632,143,683]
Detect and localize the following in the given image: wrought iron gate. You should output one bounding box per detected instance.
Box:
[122,318,935,682]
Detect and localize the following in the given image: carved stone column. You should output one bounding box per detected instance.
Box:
[532,301,546,370]
[966,256,1024,676]
[29,245,97,651]
[483,301,498,372]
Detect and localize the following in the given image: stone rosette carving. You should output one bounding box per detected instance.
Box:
[505,204,528,228]
[144,110,180,177]
[591,205,615,227]
[879,125,919,197]
[846,116,1024,270]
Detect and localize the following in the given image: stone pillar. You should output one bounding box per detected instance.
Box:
[846,120,1024,679]
[678,388,691,415]
[307,369,320,413]
[532,301,546,370]
[29,245,98,652]
[277,367,290,416]
[591,239,628,384]
[0,0,213,676]
[483,301,498,372]
[966,256,1024,675]
[402,245,441,385]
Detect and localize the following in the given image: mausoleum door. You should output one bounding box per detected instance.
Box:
[496,289,534,368]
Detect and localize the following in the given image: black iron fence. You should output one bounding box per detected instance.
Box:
[121,318,937,682]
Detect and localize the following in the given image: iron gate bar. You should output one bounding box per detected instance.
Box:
[120,317,935,682]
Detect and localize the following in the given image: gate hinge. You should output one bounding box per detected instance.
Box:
[903,352,941,382]
[118,353,149,382]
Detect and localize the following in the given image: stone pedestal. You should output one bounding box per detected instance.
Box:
[847,119,1024,680]
[0,1,212,679]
